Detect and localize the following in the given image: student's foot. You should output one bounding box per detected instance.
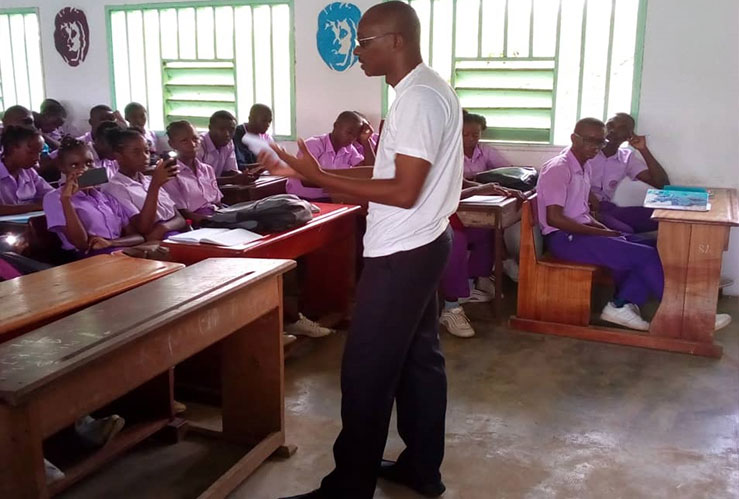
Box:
[476,276,504,298]
[44,458,65,484]
[173,400,187,414]
[440,307,475,338]
[283,333,298,347]
[279,490,325,499]
[286,314,335,338]
[600,302,650,331]
[75,414,125,447]
[459,288,493,304]
[502,258,519,282]
[715,313,732,331]
[378,459,446,497]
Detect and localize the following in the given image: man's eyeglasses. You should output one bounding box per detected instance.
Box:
[574,133,607,148]
[356,32,396,48]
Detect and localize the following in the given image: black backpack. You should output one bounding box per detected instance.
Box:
[204,194,318,232]
[475,166,539,192]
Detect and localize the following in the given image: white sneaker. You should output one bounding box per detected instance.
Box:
[440,307,476,338]
[502,258,519,282]
[285,313,335,338]
[459,288,493,304]
[283,333,298,346]
[75,414,125,447]
[600,302,650,331]
[44,459,65,484]
[715,314,732,331]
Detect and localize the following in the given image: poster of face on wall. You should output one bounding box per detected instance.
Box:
[54,7,90,67]
[316,2,362,72]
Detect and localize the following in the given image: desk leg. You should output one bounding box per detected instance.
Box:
[651,222,725,344]
[0,405,46,498]
[303,220,356,320]
[494,226,504,318]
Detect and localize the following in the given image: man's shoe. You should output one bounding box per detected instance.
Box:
[279,490,324,499]
[378,459,446,497]
[600,302,650,331]
[440,307,475,338]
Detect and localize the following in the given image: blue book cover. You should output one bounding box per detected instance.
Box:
[643,188,710,211]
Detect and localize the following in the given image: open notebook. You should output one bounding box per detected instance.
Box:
[168,228,264,247]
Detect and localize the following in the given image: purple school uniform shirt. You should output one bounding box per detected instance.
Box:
[589,148,647,202]
[286,133,364,199]
[43,187,135,250]
[0,157,53,205]
[197,132,239,177]
[537,148,594,235]
[101,171,178,223]
[162,159,222,214]
[463,143,506,179]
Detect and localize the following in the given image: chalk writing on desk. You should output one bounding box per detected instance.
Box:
[317,2,361,71]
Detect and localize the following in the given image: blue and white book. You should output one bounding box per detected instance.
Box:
[643,188,710,211]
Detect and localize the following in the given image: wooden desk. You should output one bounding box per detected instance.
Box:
[649,187,739,356]
[0,253,184,341]
[220,176,287,205]
[455,195,527,317]
[0,257,295,497]
[163,202,362,319]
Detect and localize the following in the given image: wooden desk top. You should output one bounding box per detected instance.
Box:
[652,188,739,226]
[0,258,295,404]
[163,202,362,255]
[0,254,184,338]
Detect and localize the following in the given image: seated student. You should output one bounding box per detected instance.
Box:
[33,99,67,151]
[78,104,122,146]
[163,120,223,224]
[538,118,730,331]
[1,105,35,134]
[124,102,158,154]
[197,110,260,185]
[0,126,53,215]
[440,181,523,338]
[462,110,507,180]
[102,128,186,240]
[43,136,146,255]
[286,111,369,200]
[233,103,274,166]
[589,112,669,234]
[89,121,123,177]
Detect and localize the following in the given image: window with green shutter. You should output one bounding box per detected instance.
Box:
[385,0,647,145]
[107,1,294,138]
[0,9,45,113]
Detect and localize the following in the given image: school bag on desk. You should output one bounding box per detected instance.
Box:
[204,194,319,232]
[475,166,539,192]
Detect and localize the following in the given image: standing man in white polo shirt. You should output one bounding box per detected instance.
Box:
[261,3,462,498]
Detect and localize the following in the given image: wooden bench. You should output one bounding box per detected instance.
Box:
[0,257,295,497]
[0,253,184,342]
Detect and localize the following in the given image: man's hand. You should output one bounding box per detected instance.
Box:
[628,134,648,151]
[151,158,178,187]
[87,236,113,251]
[263,140,322,181]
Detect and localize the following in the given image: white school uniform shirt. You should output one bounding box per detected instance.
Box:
[101,171,178,222]
[363,63,463,257]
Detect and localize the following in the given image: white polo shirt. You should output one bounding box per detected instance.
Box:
[363,63,463,257]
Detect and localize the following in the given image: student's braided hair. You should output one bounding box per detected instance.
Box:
[106,126,144,152]
[57,135,88,162]
[0,125,42,155]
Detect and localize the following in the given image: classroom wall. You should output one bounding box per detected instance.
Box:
[3,0,738,294]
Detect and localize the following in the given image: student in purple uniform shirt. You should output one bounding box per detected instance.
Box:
[33,99,67,151]
[538,117,730,332]
[589,112,669,234]
[351,111,378,158]
[0,126,53,215]
[462,110,507,179]
[78,105,125,146]
[163,121,223,224]
[286,111,372,200]
[102,128,186,241]
[124,102,158,154]
[197,110,263,185]
[43,136,146,255]
[90,121,122,177]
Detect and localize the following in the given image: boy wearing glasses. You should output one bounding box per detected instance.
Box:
[589,112,669,233]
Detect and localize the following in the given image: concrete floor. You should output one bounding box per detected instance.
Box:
[62,294,739,499]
